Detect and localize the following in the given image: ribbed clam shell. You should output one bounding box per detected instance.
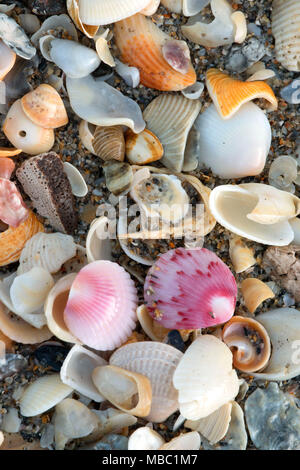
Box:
[272,0,300,71]
[93,126,125,162]
[160,432,201,450]
[0,39,16,80]
[67,0,99,38]
[185,402,232,445]
[114,14,196,92]
[18,232,77,275]
[79,0,149,25]
[110,341,183,422]
[20,374,73,417]
[60,345,107,402]
[0,13,36,59]
[143,95,201,172]
[64,261,138,351]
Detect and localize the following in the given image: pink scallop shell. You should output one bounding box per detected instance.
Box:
[64,260,138,350]
[144,248,237,329]
[0,178,29,227]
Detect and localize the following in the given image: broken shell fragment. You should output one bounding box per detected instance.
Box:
[141,0,160,15]
[0,147,22,158]
[103,161,133,195]
[0,39,16,80]
[115,59,140,88]
[185,402,232,445]
[67,0,99,38]
[272,0,300,72]
[161,0,182,13]
[110,341,183,423]
[3,100,55,155]
[60,345,107,402]
[143,94,201,172]
[222,316,271,373]
[95,37,115,67]
[0,158,15,179]
[19,374,72,417]
[137,305,170,342]
[160,432,201,450]
[183,0,211,16]
[229,236,256,274]
[79,120,96,155]
[125,129,163,165]
[144,248,237,329]
[21,84,68,129]
[93,126,125,162]
[240,278,275,314]
[0,13,36,59]
[0,178,29,228]
[206,68,278,120]
[128,427,165,450]
[115,14,196,91]
[231,11,247,44]
[31,14,78,46]
[86,217,112,263]
[173,335,239,420]
[86,408,137,442]
[63,162,88,198]
[182,81,204,100]
[92,365,152,417]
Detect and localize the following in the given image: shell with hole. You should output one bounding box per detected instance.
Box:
[206,68,277,120]
[0,13,36,59]
[143,94,201,172]
[209,183,300,245]
[222,316,271,373]
[110,341,183,423]
[66,75,145,134]
[194,102,272,179]
[86,217,112,263]
[128,427,165,451]
[92,126,125,162]
[67,0,99,38]
[0,211,44,267]
[0,39,16,80]
[240,278,275,314]
[173,335,239,420]
[125,129,163,165]
[92,365,152,417]
[60,344,107,402]
[19,374,72,417]
[185,402,232,445]
[229,236,256,274]
[114,14,196,91]
[160,432,201,450]
[272,0,300,72]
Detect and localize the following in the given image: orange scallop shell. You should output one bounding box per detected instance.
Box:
[114,14,196,91]
[0,211,44,266]
[206,68,278,119]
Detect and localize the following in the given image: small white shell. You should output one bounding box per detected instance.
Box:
[268,156,298,192]
[86,217,112,263]
[60,345,107,402]
[160,432,201,450]
[115,59,140,89]
[182,81,204,100]
[95,37,115,67]
[128,427,165,450]
[79,120,97,155]
[185,402,232,445]
[50,39,100,79]
[19,374,73,417]
[39,34,54,62]
[63,162,88,197]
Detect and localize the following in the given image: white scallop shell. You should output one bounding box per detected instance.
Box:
[63,162,88,197]
[185,402,232,444]
[78,0,150,26]
[86,217,112,263]
[128,427,165,451]
[18,232,77,275]
[60,345,107,402]
[19,374,73,417]
[272,0,300,71]
[160,432,201,450]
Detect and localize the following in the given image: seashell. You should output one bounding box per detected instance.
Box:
[93,126,125,162]
[10,267,54,317]
[67,0,99,38]
[49,39,100,79]
[247,69,276,82]
[31,14,78,47]
[66,75,145,133]
[18,232,77,275]
[183,0,210,16]
[240,278,275,314]
[92,365,152,417]
[0,158,15,179]
[95,37,115,67]
[0,431,3,447]
[79,120,96,155]
[0,301,52,344]
[44,273,81,344]
[0,147,22,158]
[182,81,204,100]
[16,152,78,234]
[60,345,107,402]
[0,13,36,60]
[3,100,55,155]
[86,217,112,263]
[115,14,196,92]
[85,408,137,442]
[130,172,190,224]
[64,261,138,350]
[19,374,73,417]
[137,305,170,342]
[0,211,44,267]
[128,427,165,450]
[272,0,300,72]
[160,432,201,450]
[144,248,237,329]
[0,4,15,15]
[103,161,133,195]
[222,316,271,373]
[110,341,183,422]
[143,94,201,172]
[18,14,40,34]
[162,39,191,75]
[0,39,16,80]
[161,0,182,13]
[251,308,300,381]
[54,398,99,450]
[21,84,68,129]
[79,0,150,25]
[0,178,29,228]
[185,402,232,445]
[173,335,239,420]
[206,69,278,120]
[290,217,300,245]
[63,162,88,198]
[115,59,140,88]
[268,155,298,192]
[141,0,160,15]
[209,183,300,245]
[125,129,163,165]
[1,407,21,433]
[231,11,247,44]
[181,0,235,48]
[229,236,256,274]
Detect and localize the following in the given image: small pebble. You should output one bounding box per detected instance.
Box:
[0,354,27,381]
[280,79,300,105]
[165,330,186,352]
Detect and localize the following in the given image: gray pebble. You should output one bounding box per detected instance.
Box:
[280,79,300,104]
[225,38,266,73]
[247,23,262,37]
[0,354,27,381]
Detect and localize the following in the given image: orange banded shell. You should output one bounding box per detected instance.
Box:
[93,125,125,162]
[0,211,44,266]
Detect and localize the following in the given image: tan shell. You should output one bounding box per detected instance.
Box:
[92,365,152,417]
[93,125,125,162]
[67,0,99,38]
[125,129,163,165]
[229,236,256,273]
[222,316,271,373]
[95,37,115,67]
[137,305,191,342]
[21,84,68,129]
[185,402,232,445]
[160,432,201,450]
[240,278,275,313]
